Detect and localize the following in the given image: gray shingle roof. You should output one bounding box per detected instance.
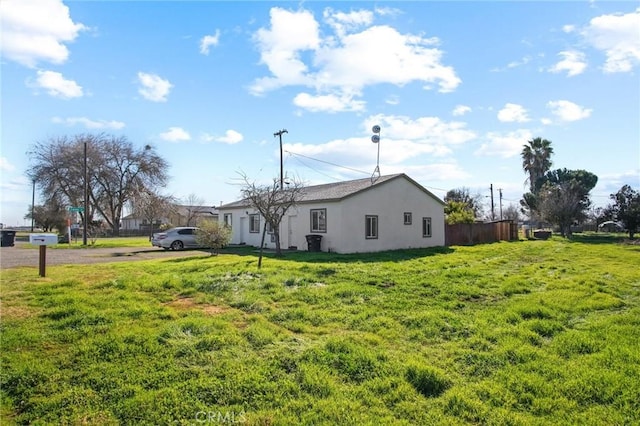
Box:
[220,173,444,209]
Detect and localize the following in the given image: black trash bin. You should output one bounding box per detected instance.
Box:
[305,234,323,252]
[1,230,16,247]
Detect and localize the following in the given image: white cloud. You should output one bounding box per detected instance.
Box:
[250,7,460,110]
[284,114,474,173]
[31,70,83,99]
[201,130,243,144]
[475,129,534,158]
[549,50,587,76]
[137,72,173,102]
[0,157,16,172]
[159,127,191,142]
[199,30,220,55]
[323,8,374,37]
[0,0,86,67]
[497,103,530,123]
[52,116,125,129]
[582,8,640,73]
[218,130,243,144]
[293,92,366,113]
[547,100,592,122]
[364,114,476,146]
[452,105,471,116]
[563,24,576,33]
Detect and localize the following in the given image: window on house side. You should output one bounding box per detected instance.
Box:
[422,217,432,237]
[404,212,412,225]
[249,214,260,233]
[223,213,232,228]
[310,209,327,233]
[365,215,378,239]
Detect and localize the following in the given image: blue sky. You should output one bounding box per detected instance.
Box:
[1,0,639,226]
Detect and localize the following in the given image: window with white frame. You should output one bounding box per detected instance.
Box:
[422,217,432,237]
[310,208,327,233]
[404,212,412,225]
[223,213,232,228]
[249,214,260,233]
[365,215,378,239]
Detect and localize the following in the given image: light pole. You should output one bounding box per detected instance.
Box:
[371,125,381,183]
[273,129,288,190]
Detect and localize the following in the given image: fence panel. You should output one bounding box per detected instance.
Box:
[445,220,518,246]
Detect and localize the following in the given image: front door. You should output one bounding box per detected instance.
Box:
[239,217,247,244]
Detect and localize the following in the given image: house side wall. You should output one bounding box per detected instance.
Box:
[336,177,445,253]
[218,176,445,253]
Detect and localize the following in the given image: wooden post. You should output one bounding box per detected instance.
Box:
[39,245,46,277]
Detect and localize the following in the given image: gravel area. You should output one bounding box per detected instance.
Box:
[0,241,211,269]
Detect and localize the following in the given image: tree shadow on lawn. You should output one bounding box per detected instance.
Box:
[567,233,630,245]
[203,245,458,264]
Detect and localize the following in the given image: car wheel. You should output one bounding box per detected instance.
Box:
[171,240,184,250]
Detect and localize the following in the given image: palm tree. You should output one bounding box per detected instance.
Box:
[521,137,554,193]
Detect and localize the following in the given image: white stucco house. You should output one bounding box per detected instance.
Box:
[218,173,445,254]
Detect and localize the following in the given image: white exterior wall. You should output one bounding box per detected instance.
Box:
[335,177,444,253]
[218,176,445,253]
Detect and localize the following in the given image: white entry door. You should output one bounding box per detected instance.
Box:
[287,215,297,249]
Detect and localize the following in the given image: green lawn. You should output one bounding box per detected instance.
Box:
[1,236,638,425]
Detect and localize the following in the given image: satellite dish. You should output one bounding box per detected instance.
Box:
[372,125,381,134]
[371,135,380,143]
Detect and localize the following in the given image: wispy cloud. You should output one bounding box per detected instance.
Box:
[201,129,244,144]
[497,103,530,123]
[137,72,172,102]
[159,127,191,142]
[547,100,592,122]
[199,30,220,55]
[30,70,83,99]
[52,116,125,129]
[452,105,471,116]
[549,50,587,76]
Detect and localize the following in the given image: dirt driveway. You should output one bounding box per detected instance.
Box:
[0,241,211,270]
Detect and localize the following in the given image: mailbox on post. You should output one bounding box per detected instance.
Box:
[29,233,58,277]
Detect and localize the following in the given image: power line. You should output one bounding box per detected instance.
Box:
[284,150,370,176]
[284,149,452,194]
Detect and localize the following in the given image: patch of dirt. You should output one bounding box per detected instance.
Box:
[164,297,228,315]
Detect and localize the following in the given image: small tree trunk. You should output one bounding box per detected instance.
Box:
[258,222,268,269]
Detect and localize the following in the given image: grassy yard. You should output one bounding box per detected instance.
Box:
[1,236,638,425]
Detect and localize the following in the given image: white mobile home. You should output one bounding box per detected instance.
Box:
[218,173,445,254]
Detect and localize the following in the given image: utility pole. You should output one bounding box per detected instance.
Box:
[273,129,288,190]
[499,188,503,220]
[490,184,495,221]
[83,141,88,246]
[31,179,35,232]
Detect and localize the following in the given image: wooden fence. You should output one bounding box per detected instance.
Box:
[445,220,519,246]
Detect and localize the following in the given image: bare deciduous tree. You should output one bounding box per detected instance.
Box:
[28,133,169,236]
[183,193,206,226]
[238,172,305,268]
[131,190,176,240]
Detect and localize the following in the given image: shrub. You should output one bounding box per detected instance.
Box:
[195,220,232,254]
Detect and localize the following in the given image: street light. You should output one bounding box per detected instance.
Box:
[371,125,381,183]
